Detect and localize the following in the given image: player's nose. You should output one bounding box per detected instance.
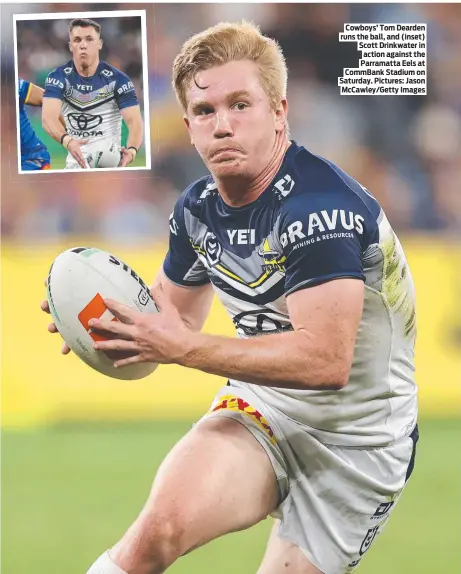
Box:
[213,110,233,138]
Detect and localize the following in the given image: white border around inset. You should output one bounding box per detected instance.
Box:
[13,9,151,175]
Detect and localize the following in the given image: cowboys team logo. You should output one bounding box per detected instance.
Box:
[257,238,286,275]
[68,113,103,131]
[203,231,222,266]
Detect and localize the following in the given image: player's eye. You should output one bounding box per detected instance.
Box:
[197,106,213,116]
[233,102,248,111]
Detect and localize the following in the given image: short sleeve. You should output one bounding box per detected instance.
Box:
[18,78,31,105]
[43,69,65,100]
[163,193,210,287]
[115,71,139,110]
[278,191,376,296]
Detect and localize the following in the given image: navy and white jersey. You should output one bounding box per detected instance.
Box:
[164,142,418,448]
[43,60,138,145]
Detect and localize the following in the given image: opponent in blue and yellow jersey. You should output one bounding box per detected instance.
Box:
[18,78,51,171]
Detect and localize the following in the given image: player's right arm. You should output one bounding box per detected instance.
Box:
[42,69,87,168]
[152,192,214,331]
[151,270,213,333]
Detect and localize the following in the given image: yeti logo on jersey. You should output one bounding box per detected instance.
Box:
[227,229,256,245]
[203,232,222,266]
[258,238,286,275]
[280,210,365,248]
[101,69,114,78]
[274,174,295,199]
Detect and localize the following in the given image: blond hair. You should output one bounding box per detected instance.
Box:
[172,21,288,112]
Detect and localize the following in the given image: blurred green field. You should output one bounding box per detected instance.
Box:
[3,418,460,574]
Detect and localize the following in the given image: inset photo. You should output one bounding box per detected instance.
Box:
[14,9,150,173]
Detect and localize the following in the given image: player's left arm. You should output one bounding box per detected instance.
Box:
[115,72,143,167]
[119,105,143,167]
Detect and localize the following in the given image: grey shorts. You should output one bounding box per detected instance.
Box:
[199,384,418,574]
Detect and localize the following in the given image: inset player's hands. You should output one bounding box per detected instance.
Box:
[119,146,136,167]
[41,279,71,355]
[67,138,89,169]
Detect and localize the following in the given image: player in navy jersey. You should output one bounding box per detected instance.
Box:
[42,18,143,169]
[42,22,419,574]
[18,78,51,171]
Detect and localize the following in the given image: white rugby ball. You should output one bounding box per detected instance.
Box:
[46,247,158,380]
[87,140,121,168]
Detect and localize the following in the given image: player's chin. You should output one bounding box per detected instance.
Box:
[210,158,245,178]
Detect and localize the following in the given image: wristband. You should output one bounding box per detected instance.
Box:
[127,146,138,154]
[60,133,69,145]
[64,136,73,150]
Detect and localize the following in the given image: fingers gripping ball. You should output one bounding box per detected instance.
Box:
[87,139,122,168]
[46,247,159,380]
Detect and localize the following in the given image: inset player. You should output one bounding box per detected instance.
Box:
[42,18,143,169]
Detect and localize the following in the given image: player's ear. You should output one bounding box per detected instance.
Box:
[183,114,194,145]
[274,99,288,134]
[99,38,103,50]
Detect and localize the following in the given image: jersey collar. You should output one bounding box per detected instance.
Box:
[214,140,301,213]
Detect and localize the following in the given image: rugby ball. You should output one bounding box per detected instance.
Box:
[46,247,159,380]
[87,139,121,168]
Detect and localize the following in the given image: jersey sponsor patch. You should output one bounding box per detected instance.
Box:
[67,112,103,130]
[280,209,365,249]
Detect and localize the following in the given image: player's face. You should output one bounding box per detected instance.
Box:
[184,60,287,181]
[69,26,102,69]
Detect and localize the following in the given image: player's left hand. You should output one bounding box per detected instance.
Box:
[88,285,191,368]
[119,146,136,167]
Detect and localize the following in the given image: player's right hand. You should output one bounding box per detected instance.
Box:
[67,138,89,169]
[41,280,71,355]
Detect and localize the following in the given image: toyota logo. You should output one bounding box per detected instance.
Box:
[68,113,103,131]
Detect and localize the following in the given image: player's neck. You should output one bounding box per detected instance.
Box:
[74,59,100,77]
[216,136,291,208]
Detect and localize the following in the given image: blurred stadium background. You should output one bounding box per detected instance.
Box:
[1,3,460,574]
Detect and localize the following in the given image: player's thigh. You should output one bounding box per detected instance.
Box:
[258,521,323,574]
[117,416,280,554]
